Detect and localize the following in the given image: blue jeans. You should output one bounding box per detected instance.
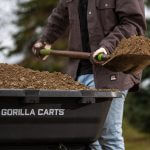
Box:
[77,74,128,150]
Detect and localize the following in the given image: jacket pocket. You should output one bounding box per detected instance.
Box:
[96,0,115,9]
[96,0,118,35]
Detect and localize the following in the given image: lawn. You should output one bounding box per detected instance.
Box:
[123,120,150,150]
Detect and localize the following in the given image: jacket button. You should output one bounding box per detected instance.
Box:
[105,3,108,7]
[88,11,92,15]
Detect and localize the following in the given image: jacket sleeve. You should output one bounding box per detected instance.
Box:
[99,0,147,54]
[40,0,69,44]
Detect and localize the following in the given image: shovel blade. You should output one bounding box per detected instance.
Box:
[102,54,150,74]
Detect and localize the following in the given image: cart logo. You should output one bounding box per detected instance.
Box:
[0,109,65,116]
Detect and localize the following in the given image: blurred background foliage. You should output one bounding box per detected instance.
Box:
[1,0,150,137]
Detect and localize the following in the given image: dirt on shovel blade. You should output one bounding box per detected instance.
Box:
[0,64,89,90]
[112,36,150,56]
[103,36,150,73]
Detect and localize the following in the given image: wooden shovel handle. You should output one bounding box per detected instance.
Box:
[40,49,110,61]
[51,50,91,59]
[40,49,91,60]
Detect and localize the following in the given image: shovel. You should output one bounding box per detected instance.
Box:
[40,48,109,61]
[40,49,150,74]
[102,54,150,74]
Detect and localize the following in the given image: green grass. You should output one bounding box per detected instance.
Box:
[123,120,150,150]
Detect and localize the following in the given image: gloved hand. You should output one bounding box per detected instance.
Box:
[91,47,108,64]
[32,40,51,60]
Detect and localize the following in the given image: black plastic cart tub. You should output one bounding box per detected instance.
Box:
[0,89,122,147]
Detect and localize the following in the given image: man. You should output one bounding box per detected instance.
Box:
[32,0,146,149]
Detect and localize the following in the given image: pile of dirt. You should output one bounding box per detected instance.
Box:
[112,36,150,56]
[103,36,150,73]
[0,64,89,90]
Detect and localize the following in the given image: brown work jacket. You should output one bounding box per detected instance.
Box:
[41,0,147,91]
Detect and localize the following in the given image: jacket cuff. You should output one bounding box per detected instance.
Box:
[99,44,112,55]
[39,36,53,45]
[99,38,118,54]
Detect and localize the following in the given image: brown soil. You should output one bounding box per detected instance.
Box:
[112,36,150,56]
[0,64,89,90]
[103,36,150,73]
